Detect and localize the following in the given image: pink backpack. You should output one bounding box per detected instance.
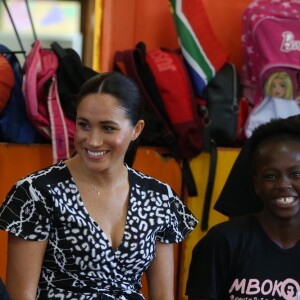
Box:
[22,40,75,162]
[242,0,300,136]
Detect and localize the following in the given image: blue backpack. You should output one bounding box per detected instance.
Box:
[0,44,43,143]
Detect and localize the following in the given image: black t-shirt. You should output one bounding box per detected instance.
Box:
[186,215,300,300]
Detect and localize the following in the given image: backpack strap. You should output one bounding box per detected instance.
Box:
[47,75,70,162]
[201,138,217,231]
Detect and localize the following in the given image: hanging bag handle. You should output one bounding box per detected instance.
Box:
[24,0,38,41]
[1,0,38,58]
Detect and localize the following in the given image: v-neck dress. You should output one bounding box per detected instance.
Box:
[0,161,198,299]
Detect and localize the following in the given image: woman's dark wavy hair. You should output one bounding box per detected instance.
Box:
[249,115,300,172]
[75,72,145,166]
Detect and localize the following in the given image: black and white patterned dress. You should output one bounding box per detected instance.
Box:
[0,161,198,299]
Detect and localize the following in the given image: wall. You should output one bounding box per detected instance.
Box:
[99,0,253,74]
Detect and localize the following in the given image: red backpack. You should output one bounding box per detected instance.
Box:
[145,47,204,159]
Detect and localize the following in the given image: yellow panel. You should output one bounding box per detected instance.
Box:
[178,148,240,299]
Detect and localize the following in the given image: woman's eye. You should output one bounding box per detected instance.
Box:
[103,126,115,132]
[78,122,90,130]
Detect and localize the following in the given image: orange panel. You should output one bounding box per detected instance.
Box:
[0,143,53,283]
[100,0,179,72]
[201,0,253,74]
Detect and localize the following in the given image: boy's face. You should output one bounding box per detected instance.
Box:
[253,140,300,220]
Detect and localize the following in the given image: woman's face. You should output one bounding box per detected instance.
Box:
[270,78,287,98]
[74,93,143,172]
[254,140,300,221]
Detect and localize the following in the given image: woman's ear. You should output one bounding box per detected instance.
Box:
[132,120,145,141]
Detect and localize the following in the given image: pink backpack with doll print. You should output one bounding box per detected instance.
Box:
[242,0,300,137]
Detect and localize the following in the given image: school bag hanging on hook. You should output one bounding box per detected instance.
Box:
[0,0,43,143]
[16,0,76,162]
[242,0,300,137]
[145,46,204,160]
[23,40,76,162]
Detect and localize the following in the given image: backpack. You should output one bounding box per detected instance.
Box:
[113,42,204,196]
[22,40,76,162]
[113,42,176,150]
[0,53,13,112]
[0,44,43,144]
[202,63,246,148]
[0,0,44,144]
[145,47,204,160]
[50,42,99,122]
[242,0,300,137]
[199,62,247,231]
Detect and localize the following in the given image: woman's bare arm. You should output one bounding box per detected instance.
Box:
[6,233,47,300]
[146,241,175,300]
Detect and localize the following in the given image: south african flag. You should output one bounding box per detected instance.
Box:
[169,0,229,96]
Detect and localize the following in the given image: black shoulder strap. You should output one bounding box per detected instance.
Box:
[201,137,217,231]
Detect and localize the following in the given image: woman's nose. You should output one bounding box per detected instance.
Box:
[87,129,103,147]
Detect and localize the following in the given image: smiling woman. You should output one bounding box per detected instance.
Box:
[0,71,198,300]
[186,117,300,300]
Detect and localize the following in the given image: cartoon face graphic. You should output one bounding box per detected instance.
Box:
[270,78,288,98]
[264,71,294,100]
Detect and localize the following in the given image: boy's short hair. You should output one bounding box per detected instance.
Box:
[249,116,300,171]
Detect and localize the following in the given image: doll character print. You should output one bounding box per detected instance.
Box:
[263,71,294,99]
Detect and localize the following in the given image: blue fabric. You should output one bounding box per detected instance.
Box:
[0,44,42,143]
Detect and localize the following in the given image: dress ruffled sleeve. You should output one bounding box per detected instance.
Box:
[156,186,198,243]
[0,176,52,241]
